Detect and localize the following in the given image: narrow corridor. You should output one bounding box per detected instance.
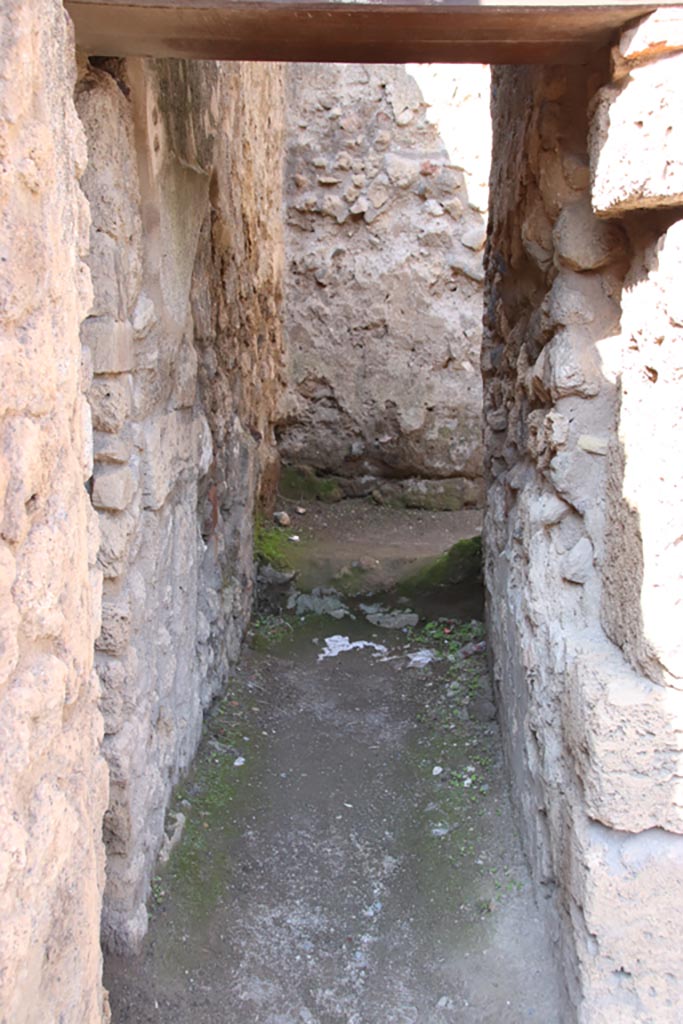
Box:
[106,506,560,1023]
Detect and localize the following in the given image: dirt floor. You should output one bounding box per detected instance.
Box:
[273,500,483,593]
[105,502,562,1024]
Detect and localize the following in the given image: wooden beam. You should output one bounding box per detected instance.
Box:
[66,0,659,64]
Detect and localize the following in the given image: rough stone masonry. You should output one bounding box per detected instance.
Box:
[485,21,683,1021]
[76,54,285,955]
[1,2,683,1023]
[279,63,489,511]
[1,2,285,1020]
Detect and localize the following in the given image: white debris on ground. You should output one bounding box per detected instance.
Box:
[318,635,389,661]
[407,649,437,668]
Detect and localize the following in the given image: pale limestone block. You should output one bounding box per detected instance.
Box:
[560,536,594,584]
[564,644,683,833]
[92,465,135,512]
[553,196,626,271]
[97,656,127,735]
[131,293,156,337]
[321,194,348,224]
[544,328,602,401]
[577,434,608,456]
[89,375,131,434]
[461,223,487,251]
[93,431,132,465]
[141,410,195,511]
[542,270,608,330]
[529,491,571,528]
[86,230,126,319]
[97,594,131,655]
[575,819,683,1021]
[97,511,136,579]
[82,317,134,374]
[449,247,485,283]
[590,55,683,214]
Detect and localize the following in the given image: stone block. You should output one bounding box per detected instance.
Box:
[559,536,593,584]
[141,410,196,511]
[371,475,483,511]
[461,223,487,252]
[449,247,485,283]
[92,465,135,512]
[384,152,420,189]
[590,56,683,215]
[563,643,683,833]
[93,431,132,465]
[534,328,602,401]
[131,293,156,337]
[96,656,127,735]
[574,818,683,1021]
[97,511,136,579]
[553,197,626,271]
[89,375,131,434]
[97,593,131,656]
[82,317,134,374]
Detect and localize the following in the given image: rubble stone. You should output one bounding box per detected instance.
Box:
[279,64,489,506]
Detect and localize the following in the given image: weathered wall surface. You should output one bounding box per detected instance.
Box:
[0,2,108,1022]
[279,63,489,510]
[485,30,683,1023]
[76,56,285,953]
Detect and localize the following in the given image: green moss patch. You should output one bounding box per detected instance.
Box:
[254,518,293,571]
[399,535,482,595]
[280,465,343,504]
[154,690,262,925]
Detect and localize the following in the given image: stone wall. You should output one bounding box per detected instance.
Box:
[75,56,285,953]
[0,2,108,1022]
[279,63,489,510]
[484,28,683,1022]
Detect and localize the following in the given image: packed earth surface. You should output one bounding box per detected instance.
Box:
[105,504,562,1023]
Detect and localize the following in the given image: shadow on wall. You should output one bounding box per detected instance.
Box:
[277,62,491,513]
[76,55,286,954]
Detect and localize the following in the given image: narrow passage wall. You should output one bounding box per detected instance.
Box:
[485,24,683,1021]
[0,2,108,1021]
[279,63,489,510]
[76,56,285,953]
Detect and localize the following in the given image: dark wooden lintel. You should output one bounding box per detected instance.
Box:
[66,0,660,64]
